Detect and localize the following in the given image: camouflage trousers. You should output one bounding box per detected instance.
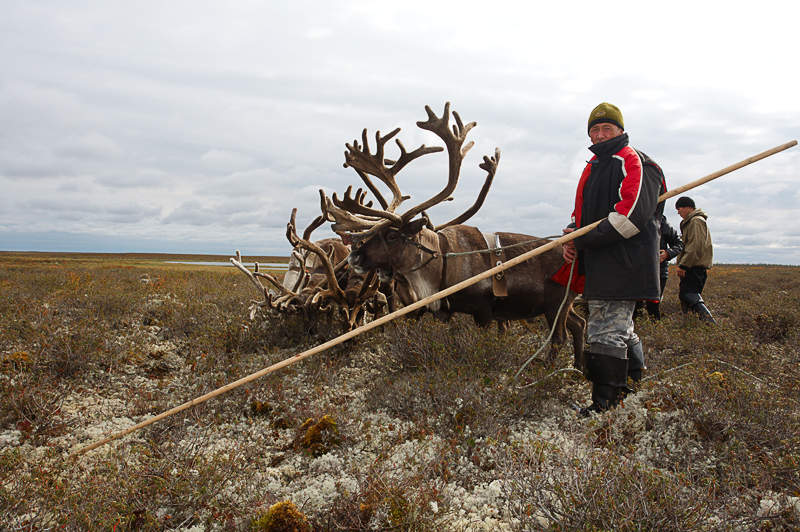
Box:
[586,299,640,359]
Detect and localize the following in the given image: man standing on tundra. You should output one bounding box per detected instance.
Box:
[675,196,716,324]
[561,102,665,416]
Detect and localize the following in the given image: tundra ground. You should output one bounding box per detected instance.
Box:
[1,253,798,530]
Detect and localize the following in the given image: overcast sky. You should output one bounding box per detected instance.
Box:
[2,1,798,264]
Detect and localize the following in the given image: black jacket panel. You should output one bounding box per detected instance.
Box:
[572,134,663,300]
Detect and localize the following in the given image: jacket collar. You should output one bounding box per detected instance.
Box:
[589,133,629,160]
[680,208,708,228]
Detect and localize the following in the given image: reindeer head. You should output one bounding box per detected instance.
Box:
[347,217,432,281]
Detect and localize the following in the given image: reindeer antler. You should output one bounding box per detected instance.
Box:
[230,250,296,309]
[320,189,382,235]
[435,148,500,231]
[328,102,499,239]
[332,185,402,225]
[399,102,475,223]
[302,215,326,241]
[285,208,347,305]
[352,168,389,210]
[344,128,441,213]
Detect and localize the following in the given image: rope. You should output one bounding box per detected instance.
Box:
[513,356,800,408]
[515,367,584,390]
[443,235,562,258]
[512,258,577,383]
[644,359,800,407]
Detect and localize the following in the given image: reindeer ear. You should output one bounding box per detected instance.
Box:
[401,218,428,236]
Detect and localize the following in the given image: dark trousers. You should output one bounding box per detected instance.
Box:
[679,266,708,300]
[640,273,668,319]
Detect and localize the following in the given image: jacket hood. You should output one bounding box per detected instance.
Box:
[687,208,708,221]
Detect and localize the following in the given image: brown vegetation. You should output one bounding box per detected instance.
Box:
[1,252,798,530]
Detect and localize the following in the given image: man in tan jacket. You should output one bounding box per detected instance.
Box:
[675,196,716,324]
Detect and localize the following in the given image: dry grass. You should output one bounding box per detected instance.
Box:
[1,253,799,530]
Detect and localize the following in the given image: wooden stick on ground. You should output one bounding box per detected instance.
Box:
[71,139,797,457]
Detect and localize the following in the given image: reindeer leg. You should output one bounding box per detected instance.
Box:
[540,310,565,367]
[566,306,587,372]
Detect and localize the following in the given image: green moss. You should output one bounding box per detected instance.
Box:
[250,400,272,416]
[251,500,311,531]
[294,414,340,456]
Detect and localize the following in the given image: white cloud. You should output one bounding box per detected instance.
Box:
[55,132,123,160]
[0,1,798,263]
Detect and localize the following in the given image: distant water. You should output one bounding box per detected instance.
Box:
[166,261,289,270]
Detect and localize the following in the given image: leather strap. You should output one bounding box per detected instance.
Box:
[482,231,508,297]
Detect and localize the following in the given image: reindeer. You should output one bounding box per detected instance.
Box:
[231,209,388,329]
[284,208,390,328]
[231,212,345,309]
[322,102,586,367]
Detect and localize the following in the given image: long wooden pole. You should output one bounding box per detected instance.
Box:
[658,140,797,201]
[71,140,796,457]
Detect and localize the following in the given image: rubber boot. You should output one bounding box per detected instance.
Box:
[681,292,716,324]
[579,352,628,417]
[645,300,661,320]
[625,340,646,395]
[694,302,717,324]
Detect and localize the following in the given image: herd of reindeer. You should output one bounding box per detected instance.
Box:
[230,103,586,368]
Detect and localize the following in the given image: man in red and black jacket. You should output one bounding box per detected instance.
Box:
[562,102,664,416]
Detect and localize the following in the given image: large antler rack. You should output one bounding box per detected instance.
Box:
[323,114,448,239]
[326,102,497,239]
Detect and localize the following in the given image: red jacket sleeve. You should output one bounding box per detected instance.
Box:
[612,147,644,219]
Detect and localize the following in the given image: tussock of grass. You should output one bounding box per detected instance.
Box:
[369,314,571,438]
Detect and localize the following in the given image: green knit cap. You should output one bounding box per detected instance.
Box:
[587,102,624,133]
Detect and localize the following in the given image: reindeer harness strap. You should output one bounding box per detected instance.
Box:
[482,232,509,297]
[390,230,439,274]
[442,235,560,258]
[437,231,450,293]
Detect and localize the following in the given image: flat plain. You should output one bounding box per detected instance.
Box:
[1,252,798,530]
